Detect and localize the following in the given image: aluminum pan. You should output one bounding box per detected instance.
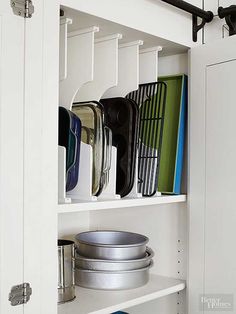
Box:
[75,261,153,290]
[76,231,149,247]
[75,231,149,260]
[75,247,154,271]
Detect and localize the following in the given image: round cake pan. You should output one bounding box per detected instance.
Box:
[75,247,154,271]
[75,230,149,260]
[75,261,153,290]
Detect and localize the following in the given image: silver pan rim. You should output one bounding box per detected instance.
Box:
[75,260,153,274]
[75,230,149,248]
[75,247,154,263]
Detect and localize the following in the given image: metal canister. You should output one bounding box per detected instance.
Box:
[58,239,76,304]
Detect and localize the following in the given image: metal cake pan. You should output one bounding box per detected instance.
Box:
[75,230,149,260]
[75,247,154,271]
[75,261,153,290]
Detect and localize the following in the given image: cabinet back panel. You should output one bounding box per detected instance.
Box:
[89,203,187,280]
[127,292,186,314]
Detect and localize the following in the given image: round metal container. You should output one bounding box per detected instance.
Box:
[75,230,149,260]
[75,261,153,290]
[58,239,76,304]
[75,247,154,271]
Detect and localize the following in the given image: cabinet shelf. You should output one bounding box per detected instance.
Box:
[58,274,185,314]
[58,195,186,214]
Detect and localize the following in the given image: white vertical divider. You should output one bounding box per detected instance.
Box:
[99,146,120,200]
[59,26,99,109]
[75,33,122,102]
[58,146,71,204]
[59,26,99,203]
[67,142,97,202]
[102,40,143,198]
[74,34,123,200]
[139,46,162,84]
[103,40,144,98]
[126,153,142,198]
[59,17,72,81]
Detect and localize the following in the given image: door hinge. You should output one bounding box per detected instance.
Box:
[9,283,32,306]
[11,0,34,18]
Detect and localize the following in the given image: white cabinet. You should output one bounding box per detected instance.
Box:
[189,35,236,314]
[1,1,235,314]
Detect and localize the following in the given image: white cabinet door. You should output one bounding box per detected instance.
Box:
[23,1,59,314]
[0,1,59,313]
[189,36,236,313]
[0,1,24,314]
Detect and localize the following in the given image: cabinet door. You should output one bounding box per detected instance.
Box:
[23,1,59,314]
[189,36,236,313]
[0,2,24,314]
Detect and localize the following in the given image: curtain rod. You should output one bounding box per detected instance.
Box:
[160,0,214,42]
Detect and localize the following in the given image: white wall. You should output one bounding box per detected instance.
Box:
[159,53,188,76]
[204,0,236,43]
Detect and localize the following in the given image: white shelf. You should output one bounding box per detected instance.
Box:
[58,274,185,314]
[58,195,187,214]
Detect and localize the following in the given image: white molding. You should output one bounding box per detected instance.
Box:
[68,26,99,38]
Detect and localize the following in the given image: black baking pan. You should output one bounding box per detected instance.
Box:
[100,97,139,197]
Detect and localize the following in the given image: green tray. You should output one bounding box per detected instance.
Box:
[158,74,187,194]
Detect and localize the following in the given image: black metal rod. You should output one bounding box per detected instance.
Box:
[161,0,213,22]
[218,5,236,19]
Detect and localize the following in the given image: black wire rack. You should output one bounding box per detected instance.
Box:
[127,82,167,196]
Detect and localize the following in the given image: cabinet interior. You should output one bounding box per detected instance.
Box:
[58,5,189,314]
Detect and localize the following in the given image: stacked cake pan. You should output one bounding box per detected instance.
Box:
[74,230,154,290]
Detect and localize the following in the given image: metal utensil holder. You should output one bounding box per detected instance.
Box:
[58,239,76,304]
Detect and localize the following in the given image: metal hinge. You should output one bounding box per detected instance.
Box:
[11,0,34,18]
[9,283,32,306]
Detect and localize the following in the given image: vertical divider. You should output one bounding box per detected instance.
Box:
[102,40,144,98]
[58,146,71,204]
[139,46,162,84]
[126,153,142,198]
[59,26,99,203]
[140,46,162,196]
[127,46,163,199]
[75,33,122,102]
[59,17,72,81]
[59,26,99,109]
[99,147,120,200]
[73,33,122,200]
[102,40,144,198]
[74,34,123,200]
[67,142,97,202]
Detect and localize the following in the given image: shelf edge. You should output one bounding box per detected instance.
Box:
[58,195,187,214]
